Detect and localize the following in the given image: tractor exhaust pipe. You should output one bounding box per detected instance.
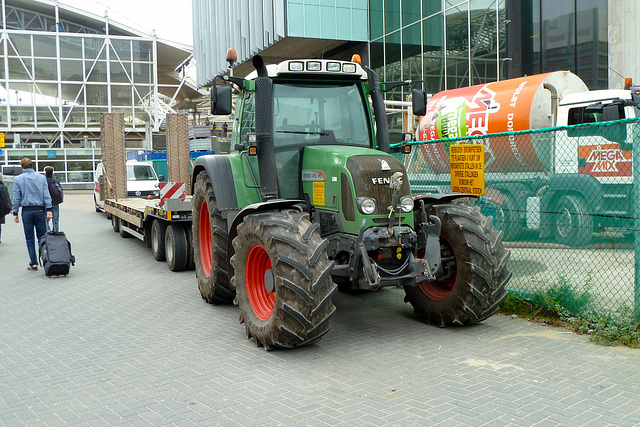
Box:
[253,55,278,199]
[363,65,391,153]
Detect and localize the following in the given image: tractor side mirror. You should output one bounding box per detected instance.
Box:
[412,88,426,116]
[211,85,232,115]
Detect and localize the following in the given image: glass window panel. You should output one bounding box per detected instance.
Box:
[402,23,422,83]
[8,57,31,80]
[38,159,65,172]
[84,38,107,61]
[370,0,384,40]
[111,39,131,61]
[66,149,97,160]
[385,31,402,100]
[424,14,445,93]
[423,0,442,17]
[576,0,607,89]
[35,106,58,126]
[110,60,131,83]
[34,58,58,80]
[133,85,151,104]
[8,33,32,56]
[384,0,400,34]
[446,4,469,88]
[33,35,56,57]
[9,149,36,160]
[63,105,85,126]
[132,62,151,84]
[540,0,575,75]
[402,0,421,26]
[61,59,84,81]
[86,107,107,127]
[111,86,132,106]
[86,85,108,106]
[131,40,153,61]
[67,171,93,183]
[35,83,59,103]
[59,36,83,59]
[470,0,499,84]
[133,109,149,126]
[61,84,84,106]
[369,39,385,71]
[85,60,107,82]
[0,106,6,125]
[12,106,35,125]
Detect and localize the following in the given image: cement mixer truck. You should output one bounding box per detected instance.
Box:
[413,71,640,245]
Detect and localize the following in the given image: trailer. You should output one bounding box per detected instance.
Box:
[104,194,194,271]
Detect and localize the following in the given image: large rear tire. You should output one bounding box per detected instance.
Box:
[405,203,510,326]
[230,210,336,350]
[192,171,235,304]
[165,224,189,272]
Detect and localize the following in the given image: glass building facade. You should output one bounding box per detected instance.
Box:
[0,0,194,186]
[369,0,608,103]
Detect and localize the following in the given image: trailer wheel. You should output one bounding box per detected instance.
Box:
[495,194,522,241]
[165,224,188,271]
[119,220,131,238]
[405,203,510,326]
[230,210,336,350]
[192,171,235,304]
[151,219,167,261]
[554,195,592,246]
[111,215,120,233]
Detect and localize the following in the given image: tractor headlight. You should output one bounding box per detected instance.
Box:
[357,197,377,214]
[400,196,414,213]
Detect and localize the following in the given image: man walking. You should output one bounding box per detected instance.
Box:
[12,157,53,271]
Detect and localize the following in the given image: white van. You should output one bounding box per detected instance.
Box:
[94,160,164,211]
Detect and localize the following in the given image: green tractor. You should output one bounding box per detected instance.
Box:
[191,55,511,350]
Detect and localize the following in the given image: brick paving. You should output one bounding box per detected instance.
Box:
[1,192,639,426]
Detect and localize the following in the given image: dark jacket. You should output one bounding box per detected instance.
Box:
[0,181,10,224]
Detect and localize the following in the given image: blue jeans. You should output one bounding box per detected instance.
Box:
[46,205,60,232]
[22,208,47,266]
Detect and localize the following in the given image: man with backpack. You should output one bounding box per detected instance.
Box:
[44,166,63,232]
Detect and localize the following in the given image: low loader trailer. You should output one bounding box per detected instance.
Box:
[104,194,195,272]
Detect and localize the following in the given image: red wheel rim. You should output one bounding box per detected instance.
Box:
[419,236,456,300]
[246,244,275,320]
[198,199,212,277]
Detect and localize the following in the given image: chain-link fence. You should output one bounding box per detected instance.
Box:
[406,118,640,317]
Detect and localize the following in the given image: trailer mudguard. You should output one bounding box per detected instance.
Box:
[542,173,606,209]
[192,155,239,211]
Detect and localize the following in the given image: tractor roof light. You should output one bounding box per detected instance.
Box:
[327,62,341,72]
[342,63,356,73]
[288,61,304,71]
[351,54,362,65]
[307,61,322,71]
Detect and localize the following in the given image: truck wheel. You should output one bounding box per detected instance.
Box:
[192,171,235,304]
[151,219,166,261]
[554,195,592,246]
[405,203,510,326]
[111,216,120,233]
[165,224,188,271]
[495,195,521,241]
[230,210,336,350]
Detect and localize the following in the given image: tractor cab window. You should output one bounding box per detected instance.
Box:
[273,82,372,148]
[238,92,256,143]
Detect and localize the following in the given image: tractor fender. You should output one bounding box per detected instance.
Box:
[192,155,239,211]
[412,192,471,209]
[226,198,308,263]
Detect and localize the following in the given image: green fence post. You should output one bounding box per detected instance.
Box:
[634,121,640,312]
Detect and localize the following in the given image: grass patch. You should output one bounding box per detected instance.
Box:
[499,276,640,349]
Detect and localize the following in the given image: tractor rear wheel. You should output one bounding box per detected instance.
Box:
[230,210,336,350]
[405,203,510,326]
[192,171,234,304]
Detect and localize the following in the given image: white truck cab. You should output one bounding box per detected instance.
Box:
[94,160,163,212]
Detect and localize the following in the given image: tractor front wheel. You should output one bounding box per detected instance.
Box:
[405,203,511,326]
[192,171,234,304]
[230,210,336,350]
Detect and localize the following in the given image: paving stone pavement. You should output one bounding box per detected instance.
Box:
[1,192,640,426]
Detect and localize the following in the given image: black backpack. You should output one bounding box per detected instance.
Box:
[49,179,64,205]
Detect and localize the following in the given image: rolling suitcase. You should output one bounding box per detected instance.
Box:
[39,231,76,277]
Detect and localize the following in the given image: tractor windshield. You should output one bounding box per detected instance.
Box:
[273,82,372,148]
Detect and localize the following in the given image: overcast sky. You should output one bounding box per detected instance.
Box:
[59,0,194,46]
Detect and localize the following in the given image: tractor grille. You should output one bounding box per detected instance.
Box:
[347,155,410,216]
